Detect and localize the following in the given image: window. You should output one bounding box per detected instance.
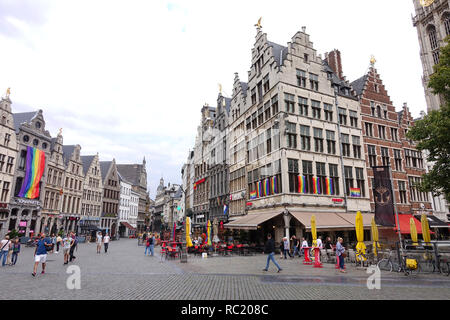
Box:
[298,97,308,116]
[271,95,279,115]
[302,160,313,194]
[264,101,271,121]
[370,101,375,116]
[263,74,270,93]
[368,145,377,167]
[300,125,311,151]
[355,168,365,197]
[285,93,295,113]
[258,107,264,126]
[316,162,326,195]
[1,182,9,202]
[0,154,4,172]
[286,122,297,149]
[311,100,321,119]
[429,26,438,50]
[257,81,263,102]
[376,105,382,118]
[246,117,251,131]
[251,112,257,129]
[4,134,11,147]
[365,122,373,137]
[399,181,407,204]
[338,108,347,126]
[344,166,354,196]
[409,177,428,202]
[326,130,336,155]
[304,53,309,63]
[309,73,319,91]
[394,149,402,171]
[352,136,361,159]
[341,134,351,157]
[381,147,390,166]
[391,128,398,141]
[349,110,358,128]
[251,88,257,105]
[313,128,324,153]
[378,125,386,139]
[6,157,13,174]
[444,14,450,36]
[324,103,333,122]
[18,150,26,170]
[329,164,340,195]
[296,69,307,88]
[266,129,272,154]
[288,159,299,193]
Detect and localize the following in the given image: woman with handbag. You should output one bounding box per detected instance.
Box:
[336,237,346,273]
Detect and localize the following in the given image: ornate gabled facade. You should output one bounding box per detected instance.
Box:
[412,0,450,112]
[100,159,120,237]
[9,110,52,237]
[351,64,432,221]
[80,154,103,234]
[0,95,18,237]
[41,130,65,235]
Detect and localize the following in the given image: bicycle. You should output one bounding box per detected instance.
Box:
[419,250,440,274]
[438,254,450,276]
[377,249,400,273]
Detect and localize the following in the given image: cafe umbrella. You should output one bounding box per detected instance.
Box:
[207,220,212,247]
[410,217,418,246]
[186,217,193,248]
[311,214,317,247]
[421,214,431,244]
[371,218,380,257]
[355,211,367,262]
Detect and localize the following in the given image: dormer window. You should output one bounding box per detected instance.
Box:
[35,122,41,129]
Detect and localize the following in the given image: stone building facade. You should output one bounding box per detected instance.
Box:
[40,130,65,235]
[412,0,450,112]
[9,110,52,237]
[0,96,18,237]
[100,159,120,237]
[80,154,103,234]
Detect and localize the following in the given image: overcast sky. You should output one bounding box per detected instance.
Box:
[0,0,426,198]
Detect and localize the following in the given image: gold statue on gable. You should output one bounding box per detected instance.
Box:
[420,0,435,7]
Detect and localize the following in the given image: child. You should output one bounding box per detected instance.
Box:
[11,238,20,266]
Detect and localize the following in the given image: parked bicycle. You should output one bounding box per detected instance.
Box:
[377,249,401,273]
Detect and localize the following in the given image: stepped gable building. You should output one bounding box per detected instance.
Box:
[208,94,231,223]
[228,75,249,218]
[0,95,18,237]
[9,110,52,237]
[350,62,432,233]
[116,158,149,233]
[41,130,65,235]
[79,154,103,234]
[412,0,450,112]
[60,145,84,233]
[100,159,120,237]
[224,26,371,243]
[192,105,216,224]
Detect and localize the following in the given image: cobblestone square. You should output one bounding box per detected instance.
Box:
[0,239,449,300]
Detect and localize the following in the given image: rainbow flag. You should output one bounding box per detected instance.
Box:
[271,176,276,194]
[298,175,306,193]
[264,178,270,196]
[250,190,257,199]
[350,188,361,197]
[314,177,321,194]
[18,146,46,199]
[312,177,317,194]
[325,177,333,195]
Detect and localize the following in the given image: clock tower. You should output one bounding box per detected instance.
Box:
[412,0,450,112]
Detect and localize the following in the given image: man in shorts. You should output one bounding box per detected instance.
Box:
[32,233,52,277]
[96,232,103,254]
[62,234,73,265]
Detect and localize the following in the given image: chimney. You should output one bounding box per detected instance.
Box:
[325,49,344,81]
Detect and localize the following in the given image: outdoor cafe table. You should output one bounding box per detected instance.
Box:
[302,247,313,265]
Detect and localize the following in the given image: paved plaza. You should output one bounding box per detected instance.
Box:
[0,239,449,300]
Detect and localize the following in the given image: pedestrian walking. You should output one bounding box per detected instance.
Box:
[0,235,11,266]
[336,237,346,273]
[96,232,103,254]
[324,237,333,249]
[279,238,284,259]
[6,239,13,265]
[301,237,308,257]
[56,234,62,253]
[283,237,292,259]
[103,233,110,253]
[316,236,323,248]
[69,232,78,262]
[145,236,151,256]
[291,235,301,257]
[32,233,52,277]
[11,238,20,266]
[50,234,56,253]
[149,233,155,256]
[142,232,147,246]
[62,234,72,265]
[262,234,282,273]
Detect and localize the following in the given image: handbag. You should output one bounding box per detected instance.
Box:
[341,252,347,258]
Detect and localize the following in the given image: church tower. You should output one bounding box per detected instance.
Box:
[412,0,450,112]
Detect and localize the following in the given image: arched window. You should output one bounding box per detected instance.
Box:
[443,13,450,36]
[376,105,382,118]
[427,25,440,65]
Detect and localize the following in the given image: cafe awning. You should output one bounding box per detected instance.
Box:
[290,211,373,231]
[224,211,283,230]
[414,214,449,228]
[395,214,434,234]
[120,222,136,230]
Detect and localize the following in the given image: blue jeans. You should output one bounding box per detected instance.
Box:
[265,253,281,270]
[11,252,18,265]
[145,246,151,255]
[338,254,345,269]
[0,251,8,266]
[150,245,154,256]
[293,246,301,257]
